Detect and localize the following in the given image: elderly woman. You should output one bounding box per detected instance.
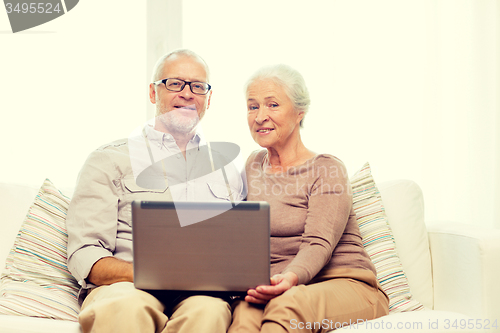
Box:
[228,65,389,333]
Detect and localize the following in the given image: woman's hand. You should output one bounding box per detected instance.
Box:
[245,272,299,304]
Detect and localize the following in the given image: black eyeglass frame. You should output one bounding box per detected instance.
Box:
[153,78,212,95]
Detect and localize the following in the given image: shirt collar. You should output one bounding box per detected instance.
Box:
[144,124,204,148]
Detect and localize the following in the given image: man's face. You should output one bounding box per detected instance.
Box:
[149,55,212,134]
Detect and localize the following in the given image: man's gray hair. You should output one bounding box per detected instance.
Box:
[245,64,310,127]
[151,49,210,83]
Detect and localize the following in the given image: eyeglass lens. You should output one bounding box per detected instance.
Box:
[165,79,209,95]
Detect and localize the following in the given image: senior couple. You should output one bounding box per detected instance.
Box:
[66,49,389,333]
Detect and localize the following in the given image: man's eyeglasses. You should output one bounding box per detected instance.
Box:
[153,78,212,95]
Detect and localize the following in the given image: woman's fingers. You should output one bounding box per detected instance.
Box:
[248,288,275,299]
[245,288,274,304]
[245,273,299,304]
[257,274,292,294]
[245,276,294,304]
[256,282,287,295]
[244,294,270,304]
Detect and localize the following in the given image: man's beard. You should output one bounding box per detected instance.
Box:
[155,104,201,134]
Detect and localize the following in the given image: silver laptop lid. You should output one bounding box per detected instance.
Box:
[132,201,270,294]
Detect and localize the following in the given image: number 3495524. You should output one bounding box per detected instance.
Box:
[5,3,62,14]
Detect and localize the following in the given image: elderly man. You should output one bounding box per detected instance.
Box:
[66,49,244,333]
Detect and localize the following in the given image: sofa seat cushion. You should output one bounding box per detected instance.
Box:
[0,315,82,333]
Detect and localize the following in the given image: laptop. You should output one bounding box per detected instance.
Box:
[131,200,270,297]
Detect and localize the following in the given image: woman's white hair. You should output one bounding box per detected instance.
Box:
[245,64,310,127]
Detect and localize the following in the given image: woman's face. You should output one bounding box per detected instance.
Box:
[246,79,304,150]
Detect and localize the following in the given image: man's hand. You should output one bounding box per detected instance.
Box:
[87,257,134,286]
[245,272,299,304]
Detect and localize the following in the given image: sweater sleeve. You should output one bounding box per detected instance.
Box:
[281,157,352,284]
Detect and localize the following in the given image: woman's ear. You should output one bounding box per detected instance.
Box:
[296,112,305,126]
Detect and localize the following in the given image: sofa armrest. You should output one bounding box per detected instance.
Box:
[427,222,500,321]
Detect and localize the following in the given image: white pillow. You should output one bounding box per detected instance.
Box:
[378,179,433,309]
[0,179,80,321]
[350,163,424,313]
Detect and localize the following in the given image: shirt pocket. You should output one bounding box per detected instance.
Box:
[207,182,238,201]
[119,177,170,225]
[123,178,168,194]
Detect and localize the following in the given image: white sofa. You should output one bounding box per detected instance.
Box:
[0,179,499,333]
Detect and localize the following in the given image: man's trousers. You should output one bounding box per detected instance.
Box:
[78,282,232,333]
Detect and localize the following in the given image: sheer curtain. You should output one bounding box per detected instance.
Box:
[422,1,500,229]
[149,0,500,228]
[146,0,183,120]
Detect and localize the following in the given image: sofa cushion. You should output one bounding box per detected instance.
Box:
[0,314,82,333]
[350,163,424,312]
[378,179,433,310]
[0,179,80,321]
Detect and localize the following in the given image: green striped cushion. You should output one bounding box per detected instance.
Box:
[351,163,424,313]
[0,179,80,320]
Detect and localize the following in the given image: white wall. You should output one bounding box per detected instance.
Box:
[178,0,500,228]
[2,1,498,229]
[0,0,147,188]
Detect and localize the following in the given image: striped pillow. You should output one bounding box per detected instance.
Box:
[0,179,80,321]
[351,163,424,313]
